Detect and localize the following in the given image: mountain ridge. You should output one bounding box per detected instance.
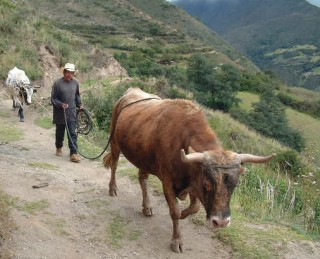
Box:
[173,0,320,90]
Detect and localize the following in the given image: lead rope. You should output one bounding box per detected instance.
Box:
[64,97,161,160]
[64,108,110,160]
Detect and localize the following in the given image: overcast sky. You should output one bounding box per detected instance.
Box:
[167,0,320,8]
[306,0,320,7]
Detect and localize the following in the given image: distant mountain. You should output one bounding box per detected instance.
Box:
[173,0,320,90]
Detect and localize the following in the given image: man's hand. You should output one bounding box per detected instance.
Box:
[62,103,69,109]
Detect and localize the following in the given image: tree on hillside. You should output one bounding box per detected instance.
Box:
[247,90,305,152]
[187,53,213,91]
[187,54,240,111]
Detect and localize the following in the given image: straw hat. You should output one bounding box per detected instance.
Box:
[63,63,76,72]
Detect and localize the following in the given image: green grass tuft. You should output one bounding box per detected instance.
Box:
[0,125,23,143]
[34,116,53,129]
[28,162,58,170]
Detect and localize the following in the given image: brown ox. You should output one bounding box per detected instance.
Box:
[103,87,274,253]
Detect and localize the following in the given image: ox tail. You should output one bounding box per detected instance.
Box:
[103,152,114,169]
[103,97,125,169]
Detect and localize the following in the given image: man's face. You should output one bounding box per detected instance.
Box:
[63,70,75,81]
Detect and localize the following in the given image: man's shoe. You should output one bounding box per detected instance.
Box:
[56,148,62,156]
[70,154,81,163]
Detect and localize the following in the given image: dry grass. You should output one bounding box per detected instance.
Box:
[0,191,15,259]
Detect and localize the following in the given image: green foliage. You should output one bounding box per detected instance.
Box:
[165,85,193,99]
[239,71,277,93]
[187,53,213,90]
[277,92,320,119]
[237,167,304,224]
[187,54,240,111]
[163,65,188,87]
[0,0,16,8]
[83,83,130,131]
[114,51,165,78]
[269,150,306,178]
[232,90,306,152]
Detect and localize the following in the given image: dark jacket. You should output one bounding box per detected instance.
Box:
[51,77,82,124]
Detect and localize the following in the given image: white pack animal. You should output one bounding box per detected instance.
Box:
[5,67,37,122]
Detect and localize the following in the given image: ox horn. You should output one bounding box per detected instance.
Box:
[237,153,276,163]
[181,148,205,163]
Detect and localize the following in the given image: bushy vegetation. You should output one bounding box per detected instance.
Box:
[187,54,241,111]
[82,82,130,130]
[277,92,320,119]
[231,90,306,152]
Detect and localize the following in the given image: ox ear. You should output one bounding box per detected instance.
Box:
[240,167,246,175]
[188,146,196,153]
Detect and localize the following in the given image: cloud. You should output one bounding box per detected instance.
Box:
[167,0,239,3]
[168,0,320,8]
[306,0,320,7]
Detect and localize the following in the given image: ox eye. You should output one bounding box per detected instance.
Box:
[224,174,237,189]
[224,174,229,183]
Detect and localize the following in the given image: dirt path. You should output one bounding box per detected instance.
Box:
[0,92,233,259]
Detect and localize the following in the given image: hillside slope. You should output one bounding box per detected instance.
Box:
[0,0,260,82]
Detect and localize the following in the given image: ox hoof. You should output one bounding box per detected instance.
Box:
[109,189,117,196]
[20,118,24,122]
[142,207,153,216]
[171,239,183,253]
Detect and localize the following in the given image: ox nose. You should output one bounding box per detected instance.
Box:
[211,217,230,228]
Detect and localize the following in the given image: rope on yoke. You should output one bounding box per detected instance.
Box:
[64,97,161,160]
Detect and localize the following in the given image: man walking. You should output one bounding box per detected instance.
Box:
[51,63,82,162]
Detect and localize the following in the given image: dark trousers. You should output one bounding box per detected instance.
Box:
[55,121,78,155]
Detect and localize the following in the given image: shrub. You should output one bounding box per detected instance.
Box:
[165,86,193,99]
[269,150,305,177]
[83,84,129,131]
[239,90,306,152]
